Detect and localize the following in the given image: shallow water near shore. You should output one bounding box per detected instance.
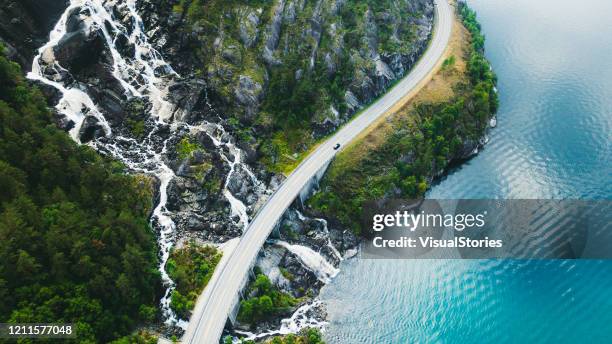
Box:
[320,0,612,342]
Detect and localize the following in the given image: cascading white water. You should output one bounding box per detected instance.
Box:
[27,0,258,328]
[295,209,343,262]
[29,0,339,338]
[27,1,111,141]
[234,300,327,341]
[28,0,187,326]
[273,240,339,284]
[187,122,265,231]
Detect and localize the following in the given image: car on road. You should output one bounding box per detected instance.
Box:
[333,143,341,150]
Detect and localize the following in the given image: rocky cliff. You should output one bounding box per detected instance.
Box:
[0,0,436,338]
[0,0,69,70]
[138,0,434,172]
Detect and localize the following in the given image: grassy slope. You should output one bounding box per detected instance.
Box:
[308,3,498,234]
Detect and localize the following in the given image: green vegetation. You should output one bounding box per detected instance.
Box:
[126,118,146,138]
[177,137,203,160]
[222,328,324,344]
[441,55,456,71]
[279,267,295,281]
[256,48,353,173]
[265,328,325,344]
[0,46,161,342]
[170,0,427,174]
[110,330,158,344]
[237,269,298,324]
[309,4,498,234]
[166,241,221,319]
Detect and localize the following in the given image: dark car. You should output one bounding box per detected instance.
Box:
[333,143,341,150]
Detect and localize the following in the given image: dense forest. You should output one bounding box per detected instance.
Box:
[166,242,221,319]
[237,269,298,325]
[0,46,161,342]
[309,3,498,234]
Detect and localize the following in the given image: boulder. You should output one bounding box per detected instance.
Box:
[0,0,69,70]
[54,8,112,75]
[78,115,105,143]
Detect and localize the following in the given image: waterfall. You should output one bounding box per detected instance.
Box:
[234,300,327,341]
[273,240,339,284]
[187,122,265,232]
[294,210,344,261]
[27,0,261,328]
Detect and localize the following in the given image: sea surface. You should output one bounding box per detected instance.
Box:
[320,0,612,342]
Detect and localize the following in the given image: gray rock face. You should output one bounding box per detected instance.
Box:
[0,0,69,70]
[168,79,207,122]
[137,0,435,174]
[227,164,259,207]
[262,0,286,65]
[54,9,112,74]
[279,208,356,265]
[234,75,263,119]
[79,115,105,143]
[238,9,260,48]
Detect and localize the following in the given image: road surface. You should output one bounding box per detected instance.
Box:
[184,0,453,342]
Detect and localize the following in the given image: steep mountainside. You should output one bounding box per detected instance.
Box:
[309,2,498,234]
[0,45,162,342]
[0,0,68,70]
[139,0,434,172]
[0,0,440,339]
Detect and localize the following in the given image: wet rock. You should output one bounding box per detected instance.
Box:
[186,214,206,231]
[0,0,69,70]
[236,138,258,164]
[29,79,62,106]
[227,164,259,207]
[54,9,112,75]
[115,32,135,58]
[168,78,206,122]
[458,139,480,159]
[279,250,320,297]
[50,110,75,132]
[79,115,105,143]
[194,131,218,151]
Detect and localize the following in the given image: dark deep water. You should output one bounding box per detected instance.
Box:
[320,0,612,342]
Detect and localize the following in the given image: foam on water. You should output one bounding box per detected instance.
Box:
[273,240,339,284]
[234,301,327,342]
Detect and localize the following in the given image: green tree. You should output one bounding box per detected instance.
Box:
[0,46,162,342]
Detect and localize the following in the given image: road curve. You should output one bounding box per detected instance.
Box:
[184,0,453,342]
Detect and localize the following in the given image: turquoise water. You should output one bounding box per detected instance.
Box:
[320,0,612,342]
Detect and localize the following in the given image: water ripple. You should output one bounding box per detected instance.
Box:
[321,0,612,341]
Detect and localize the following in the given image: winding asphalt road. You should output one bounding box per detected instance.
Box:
[183,0,453,342]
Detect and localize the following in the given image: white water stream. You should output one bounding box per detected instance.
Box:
[27,0,258,328]
[234,300,327,342]
[29,0,344,338]
[273,240,339,284]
